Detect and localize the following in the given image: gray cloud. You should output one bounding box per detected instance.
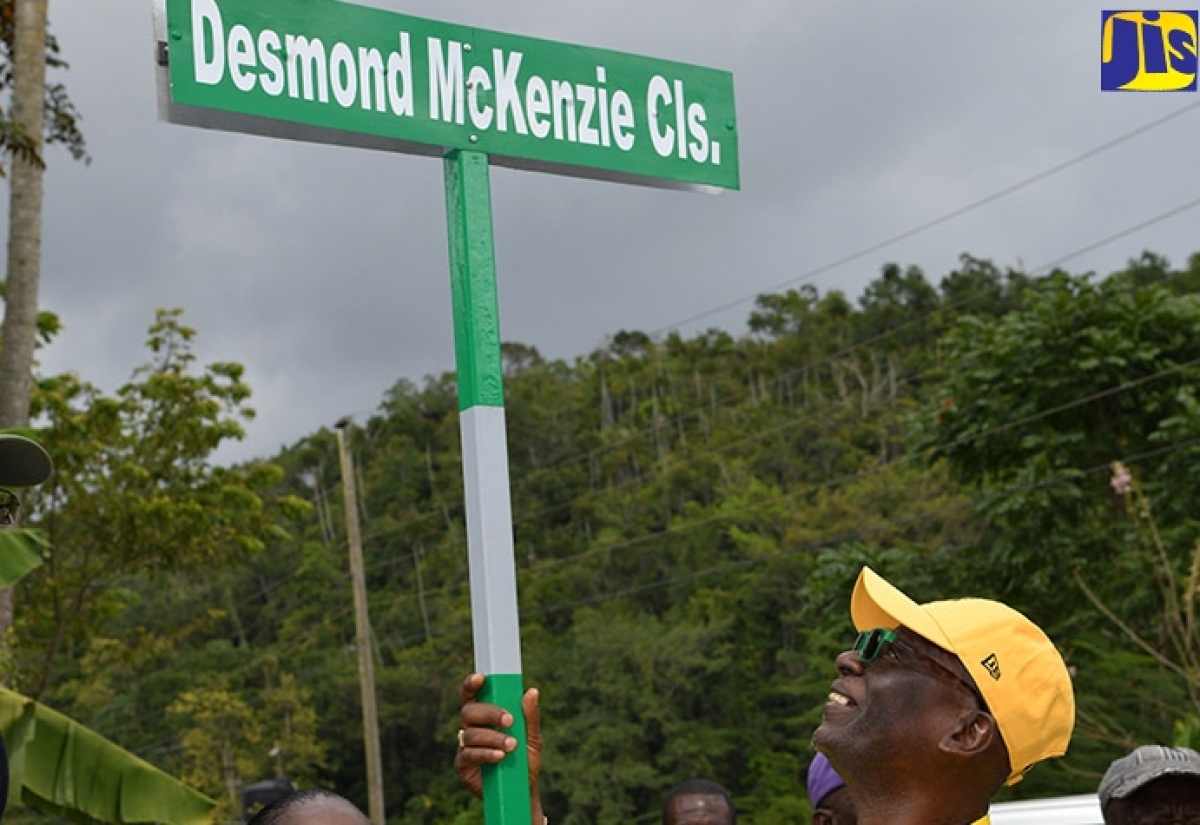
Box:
[12,0,1199,463]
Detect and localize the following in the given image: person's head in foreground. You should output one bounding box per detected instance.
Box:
[1100,745,1200,824]
[811,567,1075,825]
[662,778,736,825]
[807,752,855,825]
[0,433,52,526]
[246,789,369,825]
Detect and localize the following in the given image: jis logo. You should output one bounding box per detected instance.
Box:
[1102,10,1198,91]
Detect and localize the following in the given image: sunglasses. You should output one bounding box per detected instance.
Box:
[853,627,989,712]
[0,489,19,526]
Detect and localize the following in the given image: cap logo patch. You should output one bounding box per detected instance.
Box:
[981,653,1001,680]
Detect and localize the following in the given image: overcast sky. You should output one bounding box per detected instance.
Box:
[10,1,1200,463]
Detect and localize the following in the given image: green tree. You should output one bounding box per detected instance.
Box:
[910,264,1200,788]
[532,604,735,825]
[16,309,309,700]
[167,672,324,822]
[0,0,87,173]
[912,268,1200,603]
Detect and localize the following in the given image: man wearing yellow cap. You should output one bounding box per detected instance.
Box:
[452,566,1075,825]
[812,567,1075,825]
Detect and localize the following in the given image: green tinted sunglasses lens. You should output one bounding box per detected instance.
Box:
[853,628,896,662]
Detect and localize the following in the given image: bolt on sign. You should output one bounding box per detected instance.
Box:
[157,0,739,190]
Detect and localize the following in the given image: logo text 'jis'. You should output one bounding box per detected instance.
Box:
[1102,10,1198,91]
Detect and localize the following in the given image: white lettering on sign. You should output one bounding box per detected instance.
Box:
[687,100,709,163]
[387,35,414,116]
[286,36,329,103]
[647,75,673,157]
[429,38,464,124]
[192,0,415,117]
[356,47,384,111]
[330,43,357,107]
[467,64,494,130]
[228,25,255,91]
[494,50,527,135]
[258,30,284,96]
[526,76,550,139]
[192,0,225,85]
[550,80,575,141]
[576,82,599,146]
[182,0,726,168]
[611,89,635,151]
[646,75,719,164]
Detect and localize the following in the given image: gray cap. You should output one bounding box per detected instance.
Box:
[1099,745,1200,808]
[0,435,51,487]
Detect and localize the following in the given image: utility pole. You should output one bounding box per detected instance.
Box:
[334,416,385,825]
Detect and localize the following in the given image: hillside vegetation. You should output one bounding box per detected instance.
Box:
[12,251,1200,824]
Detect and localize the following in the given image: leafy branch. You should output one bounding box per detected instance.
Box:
[1075,461,1200,720]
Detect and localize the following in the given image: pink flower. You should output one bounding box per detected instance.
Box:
[1110,461,1133,496]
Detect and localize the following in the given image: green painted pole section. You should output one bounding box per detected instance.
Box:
[478,673,530,825]
[443,149,531,825]
[445,149,505,411]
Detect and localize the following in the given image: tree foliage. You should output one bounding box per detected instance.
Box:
[0,0,87,174]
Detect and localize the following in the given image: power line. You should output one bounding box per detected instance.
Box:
[328,166,1200,552]
[364,351,1200,621]
[327,101,1200,491]
[135,428,1200,736]
[1037,194,1200,273]
[314,101,1200,550]
[340,190,1200,555]
[218,258,1200,648]
[372,435,1200,653]
[503,188,1200,501]
[648,99,1200,337]
[101,422,1200,766]
[175,178,1200,711]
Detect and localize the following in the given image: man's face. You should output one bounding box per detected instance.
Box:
[665,793,733,825]
[811,626,981,775]
[1105,775,1200,824]
[812,786,857,825]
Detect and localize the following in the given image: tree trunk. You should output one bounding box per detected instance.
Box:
[0,0,50,643]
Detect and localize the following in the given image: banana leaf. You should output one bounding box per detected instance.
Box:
[0,687,215,824]
[0,529,47,589]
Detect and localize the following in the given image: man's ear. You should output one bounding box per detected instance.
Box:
[940,708,996,757]
[812,811,834,825]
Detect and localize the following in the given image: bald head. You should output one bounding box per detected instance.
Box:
[248,790,370,825]
[663,780,735,825]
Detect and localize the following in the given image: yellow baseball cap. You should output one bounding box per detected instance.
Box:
[850,567,1075,785]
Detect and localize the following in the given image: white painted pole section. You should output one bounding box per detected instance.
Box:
[459,405,523,675]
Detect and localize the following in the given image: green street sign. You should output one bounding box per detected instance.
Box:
[158,0,740,190]
[154,6,742,824]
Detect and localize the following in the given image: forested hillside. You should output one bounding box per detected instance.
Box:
[11,251,1200,824]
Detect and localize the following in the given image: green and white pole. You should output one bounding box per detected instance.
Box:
[443,148,531,825]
